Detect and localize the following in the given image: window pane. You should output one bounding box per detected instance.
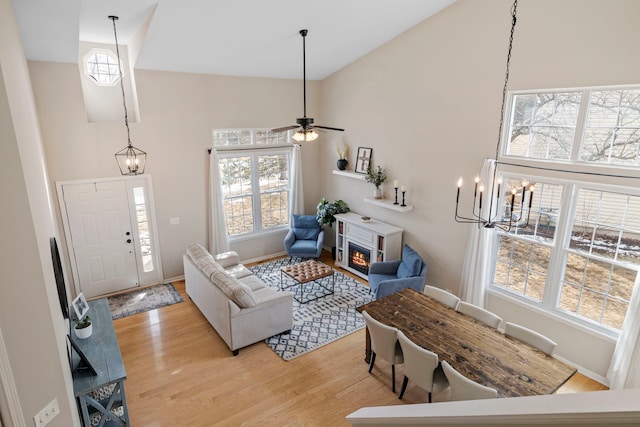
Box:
[219,156,253,235]
[493,236,548,302]
[581,89,640,166]
[507,92,581,160]
[258,154,289,229]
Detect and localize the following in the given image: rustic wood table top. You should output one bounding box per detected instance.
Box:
[357,288,577,398]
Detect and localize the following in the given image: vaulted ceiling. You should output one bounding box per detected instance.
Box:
[12,0,457,80]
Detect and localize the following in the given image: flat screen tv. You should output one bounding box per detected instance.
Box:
[50,237,69,319]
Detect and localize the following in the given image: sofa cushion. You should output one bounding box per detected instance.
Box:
[292,215,321,240]
[240,275,266,292]
[187,243,213,263]
[209,269,257,308]
[225,264,253,279]
[397,245,423,278]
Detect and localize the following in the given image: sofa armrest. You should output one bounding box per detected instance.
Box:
[375,276,426,300]
[369,260,401,276]
[215,251,240,268]
[229,290,294,317]
[284,229,296,250]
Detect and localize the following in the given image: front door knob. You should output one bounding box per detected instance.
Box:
[126,239,132,244]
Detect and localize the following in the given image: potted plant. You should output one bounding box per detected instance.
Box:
[74,315,93,339]
[366,165,387,199]
[336,142,349,170]
[316,198,350,228]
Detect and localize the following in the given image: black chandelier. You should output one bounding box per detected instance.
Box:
[454,0,532,231]
[110,15,147,175]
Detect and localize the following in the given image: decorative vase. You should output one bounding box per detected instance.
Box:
[337,159,348,170]
[373,187,383,199]
[75,323,93,340]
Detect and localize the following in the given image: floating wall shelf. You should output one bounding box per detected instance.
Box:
[332,170,366,180]
[364,197,414,212]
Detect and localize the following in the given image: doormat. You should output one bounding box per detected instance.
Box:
[251,258,373,361]
[108,283,184,320]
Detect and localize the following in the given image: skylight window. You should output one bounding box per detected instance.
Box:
[84,49,120,86]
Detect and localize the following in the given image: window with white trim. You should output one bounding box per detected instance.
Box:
[83,48,120,86]
[491,85,640,335]
[213,129,292,238]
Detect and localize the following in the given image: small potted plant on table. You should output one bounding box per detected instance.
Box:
[74,315,92,339]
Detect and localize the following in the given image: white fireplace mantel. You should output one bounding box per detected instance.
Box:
[333,212,403,280]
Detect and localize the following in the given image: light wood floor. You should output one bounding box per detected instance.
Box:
[114,251,607,426]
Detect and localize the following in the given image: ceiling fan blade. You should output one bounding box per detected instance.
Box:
[271,125,299,133]
[314,125,345,132]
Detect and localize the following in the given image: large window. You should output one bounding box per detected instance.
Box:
[491,85,640,335]
[213,129,292,238]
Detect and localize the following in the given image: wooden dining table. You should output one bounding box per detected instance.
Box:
[356,288,577,398]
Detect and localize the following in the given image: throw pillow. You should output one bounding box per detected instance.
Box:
[397,245,422,278]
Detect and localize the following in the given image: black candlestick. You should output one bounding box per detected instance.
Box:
[394,188,399,205]
[401,191,406,207]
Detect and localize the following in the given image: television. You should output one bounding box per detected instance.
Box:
[50,237,69,319]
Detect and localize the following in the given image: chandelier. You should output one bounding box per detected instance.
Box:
[454,0,532,231]
[110,15,147,175]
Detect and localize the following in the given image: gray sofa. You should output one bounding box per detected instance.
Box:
[184,243,293,355]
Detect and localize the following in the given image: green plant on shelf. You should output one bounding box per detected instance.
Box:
[316,198,350,228]
[365,165,387,188]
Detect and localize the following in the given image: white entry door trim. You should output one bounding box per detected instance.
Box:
[57,176,163,298]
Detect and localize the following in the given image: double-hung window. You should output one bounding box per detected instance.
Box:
[213,129,293,238]
[490,86,640,336]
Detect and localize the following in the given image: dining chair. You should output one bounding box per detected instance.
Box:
[441,360,498,401]
[456,301,502,330]
[504,322,557,355]
[423,285,460,309]
[362,310,404,392]
[396,330,448,402]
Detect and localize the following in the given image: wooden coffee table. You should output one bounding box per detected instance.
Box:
[280,260,335,304]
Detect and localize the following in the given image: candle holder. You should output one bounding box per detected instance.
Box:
[394,187,399,205]
[401,191,406,207]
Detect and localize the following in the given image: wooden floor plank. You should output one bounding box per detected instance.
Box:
[115,250,608,426]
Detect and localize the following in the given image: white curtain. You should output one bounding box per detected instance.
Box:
[459,159,498,307]
[208,149,229,255]
[607,273,640,389]
[289,144,304,216]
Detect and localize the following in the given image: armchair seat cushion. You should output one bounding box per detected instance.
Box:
[368,273,398,295]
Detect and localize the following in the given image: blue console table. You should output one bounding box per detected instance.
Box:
[71,298,129,426]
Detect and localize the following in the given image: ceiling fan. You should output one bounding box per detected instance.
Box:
[271,29,345,142]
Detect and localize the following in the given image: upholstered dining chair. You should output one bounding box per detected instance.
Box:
[504,322,557,355]
[456,301,502,330]
[441,360,498,401]
[423,285,460,309]
[396,330,448,402]
[283,214,324,259]
[362,310,404,392]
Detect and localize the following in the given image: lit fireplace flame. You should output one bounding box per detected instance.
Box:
[351,251,370,269]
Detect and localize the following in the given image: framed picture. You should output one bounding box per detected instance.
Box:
[71,293,89,321]
[355,147,372,174]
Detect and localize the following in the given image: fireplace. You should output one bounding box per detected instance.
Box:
[348,242,371,276]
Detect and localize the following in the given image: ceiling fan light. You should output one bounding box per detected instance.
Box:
[292,130,319,142]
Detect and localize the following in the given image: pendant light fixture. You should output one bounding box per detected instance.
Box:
[454,0,532,231]
[110,15,147,175]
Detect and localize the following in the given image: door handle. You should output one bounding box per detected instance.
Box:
[126,239,132,244]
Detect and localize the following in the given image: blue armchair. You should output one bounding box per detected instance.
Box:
[284,214,325,259]
[368,244,427,300]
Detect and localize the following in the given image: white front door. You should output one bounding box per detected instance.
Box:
[62,181,139,298]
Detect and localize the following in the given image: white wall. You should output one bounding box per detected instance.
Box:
[319,0,640,380]
[0,0,79,424]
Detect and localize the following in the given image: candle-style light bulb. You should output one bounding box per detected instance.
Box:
[457,177,463,188]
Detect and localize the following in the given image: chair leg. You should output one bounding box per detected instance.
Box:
[428,391,432,403]
[392,364,396,393]
[368,352,376,373]
[398,376,409,399]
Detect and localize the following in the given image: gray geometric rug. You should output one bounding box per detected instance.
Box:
[251,258,373,361]
[108,283,184,320]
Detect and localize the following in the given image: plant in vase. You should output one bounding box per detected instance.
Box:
[316,198,350,228]
[366,165,387,199]
[74,315,92,339]
[336,142,349,170]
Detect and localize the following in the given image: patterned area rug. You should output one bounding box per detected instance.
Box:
[108,283,184,320]
[251,257,373,361]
